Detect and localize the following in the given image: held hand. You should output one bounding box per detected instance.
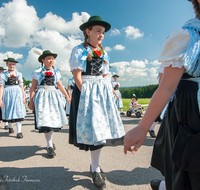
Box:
[123,126,147,154]
[29,102,34,110]
[23,97,26,104]
[0,100,3,108]
[67,97,71,104]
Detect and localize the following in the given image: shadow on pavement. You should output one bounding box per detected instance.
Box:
[0,166,162,190]
[0,146,43,162]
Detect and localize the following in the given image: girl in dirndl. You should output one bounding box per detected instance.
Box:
[124,0,200,189]
[0,58,26,138]
[69,15,125,189]
[29,50,70,158]
[112,74,125,115]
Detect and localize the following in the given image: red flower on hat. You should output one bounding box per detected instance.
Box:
[45,71,53,76]
[11,74,15,77]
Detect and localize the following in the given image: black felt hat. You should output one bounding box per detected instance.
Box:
[79,15,111,32]
[112,74,119,78]
[132,94,138,100]
[38,50,57,63]
[0,66,6,70]
[3,58,18,63]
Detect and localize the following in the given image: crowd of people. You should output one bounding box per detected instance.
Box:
[1,0,200,189]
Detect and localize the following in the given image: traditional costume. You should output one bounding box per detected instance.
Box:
[151,17,200,190]
[0,58,26,138]
[112,74,124,115]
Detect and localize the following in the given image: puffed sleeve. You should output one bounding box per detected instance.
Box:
[17,72,23,86]
[0,73,6,85]
[54,68,61,84]
[158,28,190,73]
[101,50,110,75]
[31,67,42,81]
[69,45,86,72]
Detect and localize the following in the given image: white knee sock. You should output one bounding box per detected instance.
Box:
[150,122,157,131]
[120,108,123,113]
[159,181,166,190]
[4,122,8,126]
[91,149,101,173]
[44,131,53,149]
[16,121,22,133]
[8,122,13,128]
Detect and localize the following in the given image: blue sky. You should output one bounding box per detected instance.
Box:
[0,0,194,87]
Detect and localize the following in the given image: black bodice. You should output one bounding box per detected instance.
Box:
[114,85,119,90]
[5,77,19,85]
[181,73,195,79]
[82,57,103,76]
[40,76,54,86]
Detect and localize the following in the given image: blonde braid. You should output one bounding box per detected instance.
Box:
[193,0,200,18]
[83,27,92,61]
[98,44,107,64]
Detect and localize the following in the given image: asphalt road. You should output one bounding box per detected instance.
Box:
[0,110,163,190]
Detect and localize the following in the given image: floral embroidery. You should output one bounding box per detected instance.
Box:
[45,71,53,76]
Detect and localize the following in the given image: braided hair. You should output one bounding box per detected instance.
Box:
[83,26,107,64]
[192,0,200,18]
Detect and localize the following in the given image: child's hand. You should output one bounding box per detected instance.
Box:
[116,95,119,100]
[29,102,34,110]
[123,125,147,154]
[0,100,3,107]
[67,97,71,104]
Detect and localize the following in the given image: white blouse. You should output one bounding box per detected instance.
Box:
[158,28,190,73]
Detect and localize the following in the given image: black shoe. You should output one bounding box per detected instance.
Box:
[4,125,8,129]
[9,128,14,134]
[53,143,56,150]
[47,147,56,158]
[120,112,125,115]
[150,180,161,190]
[17,133,23,139]
[90,165,105,180]
[91,172,106,189]
[149,130,157,138]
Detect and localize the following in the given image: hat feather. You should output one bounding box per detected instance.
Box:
[33,48,42,56]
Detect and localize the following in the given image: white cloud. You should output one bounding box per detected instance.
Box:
[125,26,144,39]
[110,28,120,36]
[130,59,148,69]
[150,60,161,66]
[41,12,90,34]
[113,44,125,50]
[105,46,112,52]
[149,67,158,78]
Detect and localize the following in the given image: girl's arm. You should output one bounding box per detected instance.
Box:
[0,85,4,107]
[124,66,185,154]
[29,79,38,110]
[73,69,82,91]
[20,85,26,104]
[67,85,71,99]
[57,80,71,103]
[112,87,119,100]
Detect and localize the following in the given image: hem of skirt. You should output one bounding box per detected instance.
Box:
[38,126,62,133]
[69,141,103,151]
[3,118,24,123]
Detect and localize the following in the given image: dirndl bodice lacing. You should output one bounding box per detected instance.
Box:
[40,75,54,86]
[5,77,19,85]
[82,57,103,76]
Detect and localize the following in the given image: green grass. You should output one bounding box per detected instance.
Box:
[122,98,151,111]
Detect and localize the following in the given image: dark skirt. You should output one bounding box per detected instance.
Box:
[151,80,200,190]
[0,108,2,121]
[3,118,24,123]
